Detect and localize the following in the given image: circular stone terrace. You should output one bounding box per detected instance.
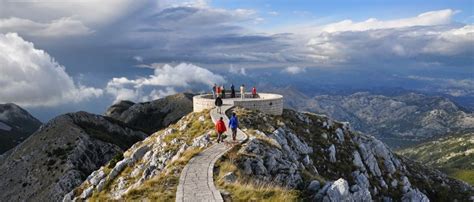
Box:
[193,93,284,115]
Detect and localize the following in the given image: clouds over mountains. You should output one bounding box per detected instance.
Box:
[0,0,472,108]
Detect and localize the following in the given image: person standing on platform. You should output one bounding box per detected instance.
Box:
[216,84,222,98]
[212,83,217,99]
[221,85,226,98]
[230,84,236,98]
[252,86,257,98]
[240,84,245,99]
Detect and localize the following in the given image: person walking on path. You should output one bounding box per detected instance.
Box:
[230,84,236,98]
[252,86,257,98]
[221,86,226,99]
[215,97,223,114]
[216,85,222,98]
[212,83,217,99]
[240,84,245,99]
[215,117,227,143]
[228,113,239,141]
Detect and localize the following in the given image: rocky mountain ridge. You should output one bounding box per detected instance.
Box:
[0,94,195,201]
[280,90,474,148]
[67,107,473,201]
[105,93,193,134]
[0,103,42,154]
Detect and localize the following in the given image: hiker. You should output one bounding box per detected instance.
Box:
[215,117,227,143]
[212,83,217,99]
[216,84,222,98]
[215,96,223,114]
[230,84,236,98]
[221,85,226,99]
[240,84,245,99]
[228,113,239,141]
[252,86,257,98]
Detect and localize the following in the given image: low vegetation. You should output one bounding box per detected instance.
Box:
[214,146,300,202]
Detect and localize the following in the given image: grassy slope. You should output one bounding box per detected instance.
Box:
[397,133,474,185]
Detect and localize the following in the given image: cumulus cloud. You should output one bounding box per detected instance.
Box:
[0,33,103,107]
[106,63,224,103]
[282,66,306,74]
[302,10,474,66]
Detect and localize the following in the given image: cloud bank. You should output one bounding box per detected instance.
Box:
[0,33,103,107]
[106,63,225,103]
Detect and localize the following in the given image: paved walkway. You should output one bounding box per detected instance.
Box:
[176,105,247,202]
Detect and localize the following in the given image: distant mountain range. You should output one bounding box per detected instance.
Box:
[398,132,474,185]
[273,87,474,148]
[0,103,42,154]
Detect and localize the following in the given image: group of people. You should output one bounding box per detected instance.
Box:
[212,83,258,143]
[212,84,258,100]
[215,113,239,143]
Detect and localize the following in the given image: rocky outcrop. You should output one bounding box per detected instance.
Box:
[105,93,194,134]
[0,111,146,201]
[229,108,473,201]
[0,103,42,153]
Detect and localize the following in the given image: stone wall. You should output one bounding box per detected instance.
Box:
[193,93,283,115]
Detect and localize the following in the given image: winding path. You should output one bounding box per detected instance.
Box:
[176,105,247,202]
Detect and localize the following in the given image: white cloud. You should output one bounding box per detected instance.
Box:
[229,65,247,75]
[0,33,103,107]
[282,66,306,74]
[301,10,474,65]
[321,9,455,33]
[0,17,93,37]
[133,56,144,63]
[106,63,224,103]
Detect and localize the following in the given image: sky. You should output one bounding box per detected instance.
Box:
[0,0,473,121]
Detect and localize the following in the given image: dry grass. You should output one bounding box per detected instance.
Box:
[123,147,203,201]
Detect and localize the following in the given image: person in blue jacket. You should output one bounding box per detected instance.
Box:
[228,113,239,141]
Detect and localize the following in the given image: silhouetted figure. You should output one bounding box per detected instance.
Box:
[230,84,236,98]
[215,97,223,114]
[221,86,226,98]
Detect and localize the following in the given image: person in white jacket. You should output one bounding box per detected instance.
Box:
[240,84,245,99]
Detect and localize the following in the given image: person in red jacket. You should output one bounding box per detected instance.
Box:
[215,117,227,143]
[252,86,257,98]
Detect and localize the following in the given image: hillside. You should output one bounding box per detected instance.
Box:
[67,107,473,201]
[0,103,42,154]
[105,93,194,134]
[282,91,474,148]
[0,111,147,201]
[398,132,474,185]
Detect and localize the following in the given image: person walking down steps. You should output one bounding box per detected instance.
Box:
[215,117,227,143]
[228,113,239,142]
[240,84,245,99]
[215,96,223,114]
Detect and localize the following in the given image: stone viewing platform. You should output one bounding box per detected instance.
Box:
[193,93,284,115]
